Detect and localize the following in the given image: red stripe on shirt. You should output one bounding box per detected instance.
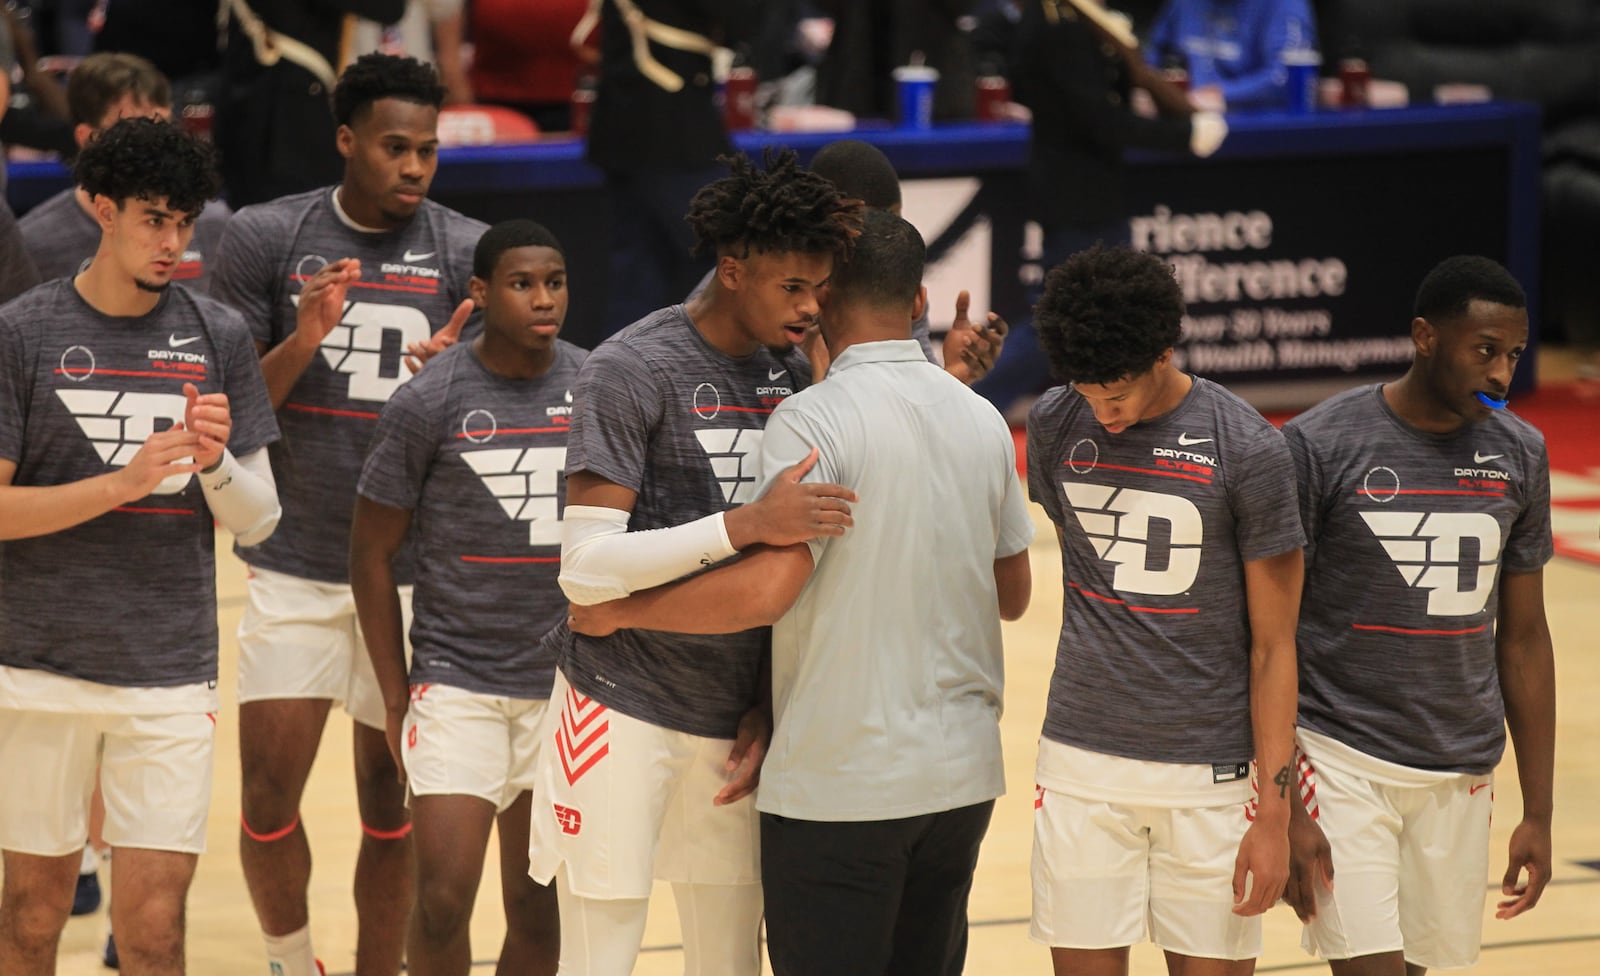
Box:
[1066,461,1213,485]
[459,555,561,564]
[284,402,381,419]
[455,426,571,439]
[55,368,208,381]
[1351,622,1489,636]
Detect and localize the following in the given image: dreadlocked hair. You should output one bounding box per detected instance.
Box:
[685,150,863,261]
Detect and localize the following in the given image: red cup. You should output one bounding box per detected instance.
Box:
[1339,58,1371,109]
[723,66,758,131]
[975,75,1011,121]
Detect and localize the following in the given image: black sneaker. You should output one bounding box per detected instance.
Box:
[102,932,119,970]
[71,872,101,916]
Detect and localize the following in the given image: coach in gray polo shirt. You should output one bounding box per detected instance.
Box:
[570,209,1034,975]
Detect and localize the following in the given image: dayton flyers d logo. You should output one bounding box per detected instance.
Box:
[292,296,432,402]
[1064,483,1203,595]
[1360,511,1502,616]
[695,428,764,504]
[462,446,568,546]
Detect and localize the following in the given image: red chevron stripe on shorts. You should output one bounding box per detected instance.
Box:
[555,687,610,786]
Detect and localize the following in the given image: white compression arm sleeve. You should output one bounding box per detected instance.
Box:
[559,504,738,606]
[199,448,281,547]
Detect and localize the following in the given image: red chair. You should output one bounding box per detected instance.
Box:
[437,105,542,146]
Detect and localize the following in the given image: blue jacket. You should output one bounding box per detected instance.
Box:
[1145,0,1318,110]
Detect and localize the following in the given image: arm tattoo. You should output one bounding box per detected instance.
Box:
[1273,764,1292,799]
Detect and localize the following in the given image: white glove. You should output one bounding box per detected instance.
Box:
[1189,110,1228,158]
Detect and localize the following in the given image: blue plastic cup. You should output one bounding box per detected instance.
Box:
[893,65,940,129]
[1282,49,1321,114]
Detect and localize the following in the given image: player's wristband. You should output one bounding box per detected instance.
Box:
[559,505,737,606]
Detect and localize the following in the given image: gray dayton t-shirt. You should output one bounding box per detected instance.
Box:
[562,305,810,738]
[21,188,233,292]
[211,189,486,583]
[1027,377,1304,766]
[1285,385,1553,774]
[0,281,279,686]
[358,340,586,700]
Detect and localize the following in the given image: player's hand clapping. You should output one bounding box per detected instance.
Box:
[117,425,202,500]
[183,382,231,470]
[293,257,360,352]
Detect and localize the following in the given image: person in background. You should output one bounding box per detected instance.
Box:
[579,0,763,337]
[1145,0,1317,111]
[814,0,978,122]
[468,0,592,133]
[351,0,472,106]
[216,0,405,207]
[21,52,232,292]
[972,0,1225,421]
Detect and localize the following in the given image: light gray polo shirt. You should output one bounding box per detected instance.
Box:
[752,338,1035,822]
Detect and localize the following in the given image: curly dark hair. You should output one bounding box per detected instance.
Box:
[474,219,565,280]
[685,150,863,260]
[74,116,220,215]
[333,52,446,127]
[1035,245,1185,386]
[1413,255,1525,323]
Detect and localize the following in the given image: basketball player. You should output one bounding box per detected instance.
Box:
[1026,245,1302,975]
[350,220,579,976]
[210,53,485,976]
[1281,255,1555,975]
[526,150,862,976]
[0,118,279,976]
[568,209,1035,975]
[21,53,232,292]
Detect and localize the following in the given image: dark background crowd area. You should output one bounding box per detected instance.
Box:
[2,0,1598,348]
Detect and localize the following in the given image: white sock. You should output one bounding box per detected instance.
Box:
[263,925,318,976]
[80,846,98,876]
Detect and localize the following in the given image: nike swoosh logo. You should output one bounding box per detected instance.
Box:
[1177,433,1212,446]
[168,334,201,347]
[768,369,786,381]
[1474,452,1504,464]
[403,250,435,262]
[1469,783,1490,796]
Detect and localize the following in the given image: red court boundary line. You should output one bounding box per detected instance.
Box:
[1352,622,1488,636]
[1066,461,1213,485]
[284,403,380,419]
